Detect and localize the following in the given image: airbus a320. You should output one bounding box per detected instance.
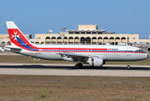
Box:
[5,21,149,68]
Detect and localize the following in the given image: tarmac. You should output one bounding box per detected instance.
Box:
[0,63,150,77]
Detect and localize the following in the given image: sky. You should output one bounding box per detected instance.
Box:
[0,0,150,38]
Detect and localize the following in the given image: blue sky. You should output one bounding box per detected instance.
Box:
[0,0,150,38]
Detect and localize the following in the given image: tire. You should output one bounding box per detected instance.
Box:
[75,63,83,68]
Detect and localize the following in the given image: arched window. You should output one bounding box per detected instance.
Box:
[51,37,56,44]
[115,37,120,39]
[41,42,44,44]
[98,37,102,39]
[75,37,79,39]
[104,37,108,39]
[45,37,51,44]
[74,37,80,43]
[35,42,39,44]
[115,37,121,43]
[52,37,56,39]
[121,37,126,42]
[69,37,74,44]
[92,37,97,44]
[80,37,86,44]
[109,37,114,43]
[103,37,109,43]
[98,37,102,43]
[7,41,11,45]
[110,37,114,39]
[92,37,97,40]
[45,37,50,39]
[86,37,91,44]
[57,37,62,40]
[63,37,68,44]
[1,41,6,46]
[69,37,73,40]
[64,37,67,39]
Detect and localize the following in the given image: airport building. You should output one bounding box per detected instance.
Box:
[0,24,150,46]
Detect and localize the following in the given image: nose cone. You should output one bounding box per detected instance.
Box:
[142,53,149,60]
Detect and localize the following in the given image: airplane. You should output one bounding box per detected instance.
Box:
[5,21,149,68]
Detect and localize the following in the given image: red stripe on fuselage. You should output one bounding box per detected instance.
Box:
[35,51,142,53]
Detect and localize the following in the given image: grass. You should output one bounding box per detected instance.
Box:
[38,88,49,98]
[0,75,150,101]
[0,55,74,64]
[0,55,150,65]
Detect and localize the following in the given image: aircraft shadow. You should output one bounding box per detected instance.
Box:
[0,64,150,70]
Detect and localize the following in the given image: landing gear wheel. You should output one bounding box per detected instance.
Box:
[127,61,130,69]
[127,65,130,69]
[75,63,83,68]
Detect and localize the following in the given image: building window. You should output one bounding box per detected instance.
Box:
[87,32,91,34]
[75,32,79,34]
[80,37,86,44]
[86,37,91,44]
[81,32,85,34]
[92,32,96,34]
[98,32,102,34]
[69,32,73,34]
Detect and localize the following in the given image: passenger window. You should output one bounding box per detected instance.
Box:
[136,49,145,53]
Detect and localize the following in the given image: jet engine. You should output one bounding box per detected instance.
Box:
[88,57,103,67]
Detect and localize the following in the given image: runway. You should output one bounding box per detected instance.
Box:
[0,63,150,77]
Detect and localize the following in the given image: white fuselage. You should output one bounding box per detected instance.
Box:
[19,44,148,61]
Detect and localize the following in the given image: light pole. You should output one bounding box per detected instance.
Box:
[61,27,66,44]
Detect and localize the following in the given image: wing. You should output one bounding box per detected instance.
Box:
[59,52,89,62]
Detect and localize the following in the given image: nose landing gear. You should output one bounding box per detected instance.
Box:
[127,61,130,69]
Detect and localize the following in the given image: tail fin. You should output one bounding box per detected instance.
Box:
[6,21,38,51]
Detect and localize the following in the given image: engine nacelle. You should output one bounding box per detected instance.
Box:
[88,57,103,67]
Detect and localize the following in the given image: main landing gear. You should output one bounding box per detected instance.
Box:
[127,61,130,69]
[75,63,83,68]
